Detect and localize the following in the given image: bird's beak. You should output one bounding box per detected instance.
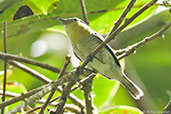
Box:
[58,18,69,25]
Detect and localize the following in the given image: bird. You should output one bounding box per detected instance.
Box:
[58,17,144,99]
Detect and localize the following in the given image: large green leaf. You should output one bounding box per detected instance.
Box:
[93,75,136,109]
[0,0,157,41]
[0,0,23,13]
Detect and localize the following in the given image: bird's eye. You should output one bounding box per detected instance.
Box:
[73,18,78,21]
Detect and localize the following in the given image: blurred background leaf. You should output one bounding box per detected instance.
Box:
[0,82,27,113]
[0,0,171,113]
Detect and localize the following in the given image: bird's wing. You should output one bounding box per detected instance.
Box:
[91,32,121,67]
[74,51,82,61]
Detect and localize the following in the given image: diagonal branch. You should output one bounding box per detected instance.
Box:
[0,83,50,108]
[78,0,157,71]
[7,60,85,110]
[55,77,77,114]
[82,74,97,114]
[0,69,78,109]
[117,21,171,60]
[6,70,79,113]
[8,60,52,83]
[71,73,96,92]
[108,0,137,36]
[1,21,7,114]
[0,52,61,73]
[0,68,91,113]
[79,0,89,25]
[0,90,82,114]
[39,55,71,113]
[162,99,171,114]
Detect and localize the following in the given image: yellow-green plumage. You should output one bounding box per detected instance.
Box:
[59,17,144,99]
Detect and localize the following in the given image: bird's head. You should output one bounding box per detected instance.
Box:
[58,17,93,42]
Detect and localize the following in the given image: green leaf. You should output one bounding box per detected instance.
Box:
[0,69,13,82]
[0,82,27,113]
[0,0,23,13]
[25,0,59,14]
[0,0,157,41]
[93,75,117,108]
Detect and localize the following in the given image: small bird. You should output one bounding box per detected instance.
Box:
[58,17,144,99]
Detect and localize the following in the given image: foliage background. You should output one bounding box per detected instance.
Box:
[0,0,171,113]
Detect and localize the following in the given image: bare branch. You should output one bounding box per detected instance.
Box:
[79,0,89,25]
[0,69,79,110]
[6,70,79,113]
[117,21,171,60]
[0,83,50,108]
[0,91,81,114]
[24,105,37,114]
[162,99,171,114]
[26,96,60,113]
[27,100,82,114]
[78,0,157,71]
[58,55,71,79]
[71,73,96,92]
[7,60,85,111]
[82,74,97,114]
[0,52,61,73]
[39,55,71,113]
[108,0,137,36]
[0,90,20,97]
[7,59,85,109]
[8,60,52,83]
[1,21,7,114]
[55,70,80,113]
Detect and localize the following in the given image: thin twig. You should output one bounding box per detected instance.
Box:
[6,70,78,113]
[0,88,83,114]
[82,74,96,114]
[27,99,82,114]
[162,99,171,114]
[71,73,96,92]
[78,0,157,72]
[79,0,89,25]
[117,21,171,60]
[0,84,50,108]
[48,104,82,114]
[0,52,61,73]
[26,96,60,114]
[24,105,38,114]
[55,78,77,114]
[8,60,52,83]
[64,104,82,114]
[6,60,86,111]
[1,21,7,114]
[7,59,85,109]
[58,56,71,79]
[0,91,83,114]
[39,55,71,114]
[7,84,53,114]
[0,90,20,97]
[108,0,137,36]
[0,69,75,109]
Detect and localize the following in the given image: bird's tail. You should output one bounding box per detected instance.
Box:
[120,71,144,99]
